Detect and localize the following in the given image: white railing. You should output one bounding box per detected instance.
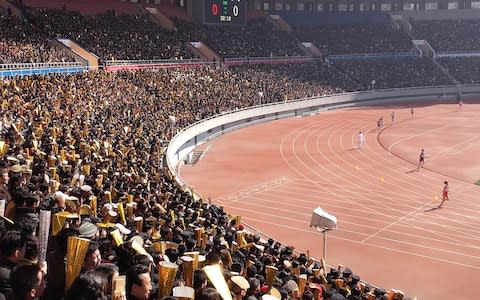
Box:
[0,62,87,78]
[436,51,480,58]
[327,51,418,61]
[0,61,82,70]
[104,58,202,66]
[223,55,312,66]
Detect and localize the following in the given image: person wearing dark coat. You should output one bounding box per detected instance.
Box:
[0,230,27,295]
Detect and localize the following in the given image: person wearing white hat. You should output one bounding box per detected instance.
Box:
[80,185,92,203]
[173,286,195,300]
[229,276,250,300]
[102,203,113,218]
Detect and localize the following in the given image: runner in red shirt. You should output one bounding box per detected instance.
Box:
[439,181,449,208]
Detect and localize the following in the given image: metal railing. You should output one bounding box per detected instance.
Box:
[104,58,202,66]
[224,55,312,66]
[436,51,480,58]
[103,58,217,71]
[0,64,87,78]
[0,61,82,70]
[327,51,418,61]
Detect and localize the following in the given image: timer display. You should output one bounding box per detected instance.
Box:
[204,0,246,25]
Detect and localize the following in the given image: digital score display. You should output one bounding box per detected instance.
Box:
[204,0,246,25]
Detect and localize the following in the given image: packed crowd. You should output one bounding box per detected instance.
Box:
[4,4,480,67]
[230,58,455,95]
[176,19,304,58]
[26,9,192,62]
[324,58,453,90]
[0,5,470,300]
[230,63,333,100]
[292,24,413,55]
[411,19,480,52]
[0,64,416,300]
[437,57,480,84]
[22,8,305,62]
[0,15,76,64]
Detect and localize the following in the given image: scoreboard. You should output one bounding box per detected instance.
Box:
[203,0,246,25]
[204,0,246,25]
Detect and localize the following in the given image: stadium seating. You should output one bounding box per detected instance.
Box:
[143,1,193,22]
[23,0,140,15]
[0,5,480,299]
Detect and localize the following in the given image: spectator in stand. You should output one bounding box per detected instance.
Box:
[64,270,108,300]
[0,168,11,203]
[196,288,222,300]
[7,264,45,300]
[82,241,102,272]
[0,230,27,295]
[193,269,208,298]
[126,264,152,300]
[95,263,120,299]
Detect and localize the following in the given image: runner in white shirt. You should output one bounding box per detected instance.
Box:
[358,131,365,149]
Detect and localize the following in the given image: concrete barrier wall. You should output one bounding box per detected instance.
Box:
[167,84,480,198]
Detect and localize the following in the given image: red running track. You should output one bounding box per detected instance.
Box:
[181,102,480,300]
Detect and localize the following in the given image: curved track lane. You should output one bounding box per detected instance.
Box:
[181,103,480,300]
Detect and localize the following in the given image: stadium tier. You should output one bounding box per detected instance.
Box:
[1,1,480,300]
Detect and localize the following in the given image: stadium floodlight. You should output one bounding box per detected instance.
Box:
[310,207,337,259]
